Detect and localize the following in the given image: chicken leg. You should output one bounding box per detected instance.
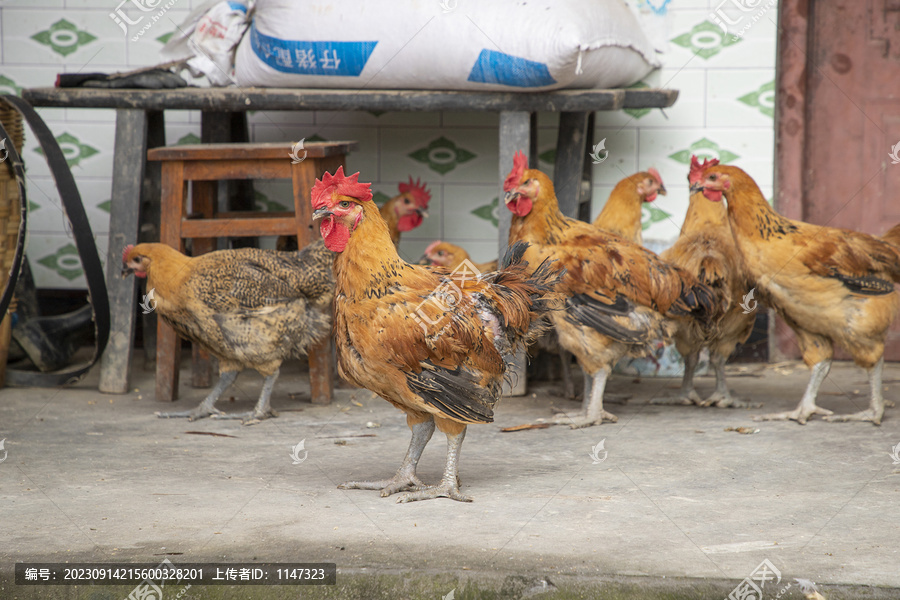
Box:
[155,370,236,421]
[397,427,471,503]
[555,367,618,428]
[754,360,834,424]
[339,418,435,497]
[213,368,280,425]
[651,351,703,406]
[824,358,885,424]
[700,354,760,408]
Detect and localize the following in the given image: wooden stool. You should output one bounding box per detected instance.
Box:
[147,141,357,406]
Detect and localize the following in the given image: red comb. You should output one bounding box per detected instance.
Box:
[122,244,134,263]
[398,177,431,209]
[503,151,528,193]
[424,240,442,255]
[647,167,663,186]
[689,155,720,185]
[311,166,373,209]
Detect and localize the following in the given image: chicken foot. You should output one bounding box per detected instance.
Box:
[339,419,435,497]
[155,370,236,421]
[754,360,834,424]
[699,354,761,408]
[651,351,703,406]
[554,367,618,428]
[213,369,280,425]
[824,357,885,425]
[398,427,472,503]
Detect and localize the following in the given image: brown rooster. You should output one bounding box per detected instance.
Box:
[311,167,558,502]
[593,169,666,244]
[122,241,334,424]
[653,156,756,408]
[504,152,717,427]
[277,176,430,252]
[418,240,498,273]
[691,161,900,424]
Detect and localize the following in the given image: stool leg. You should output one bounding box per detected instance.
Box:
[157,161,186,402]
[308,340,333,405]
[292,159,334,404]
[189,180,216,388]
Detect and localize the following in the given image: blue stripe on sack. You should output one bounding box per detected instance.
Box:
[227,2,247,13]
[249,23,377,77]
[467,49,556,88]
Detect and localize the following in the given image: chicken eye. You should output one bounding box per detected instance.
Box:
[339,201,352,209]
[437,250,445,256]
[709,174,717,181]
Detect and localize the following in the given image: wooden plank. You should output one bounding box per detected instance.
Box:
[553,112,590,218]
[22,87,639,113]
[98,109,148,394]
[772,0,810,363]
[622,88,679,109]
[181,160,292,181]
[148,142,358,161]
[180,216,299,238]
[498,111,531,397]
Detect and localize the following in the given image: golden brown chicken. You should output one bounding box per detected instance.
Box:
[691,160,900,424]
[380,177,431,247]
[311,167,558,502]
[122,241,334,424]
[504,152,717,427]
[418,240,498,273]
[592,169,666,243]
[652,156,756,408]
[883,223,900,249]
[277,177,430,252]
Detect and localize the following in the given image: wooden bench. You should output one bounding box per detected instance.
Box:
[146,141,356,405]
[21,86,678,396]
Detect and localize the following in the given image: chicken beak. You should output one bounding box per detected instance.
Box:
[312,207,333,222]
[504,191,519,204]
[689,182,704,194]
[658,183,667,196]
[416,254,432,265]
[121,266,134,278]
[416,208,429,219]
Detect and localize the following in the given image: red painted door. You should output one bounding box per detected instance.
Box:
[776,0,900,360]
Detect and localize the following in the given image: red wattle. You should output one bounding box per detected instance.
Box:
[645,192,657,202]
[702,189,724,203]
[135,272,147,279]
[396,213,423,232]
[507,197,533,217]
[320,217,350,252]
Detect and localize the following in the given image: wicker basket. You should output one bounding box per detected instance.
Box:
[0,98,24,386]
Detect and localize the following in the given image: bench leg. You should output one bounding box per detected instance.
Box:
[99,109,148,394]
[140,110,166,370]
[498,111,532,397]
[553,111,590,219]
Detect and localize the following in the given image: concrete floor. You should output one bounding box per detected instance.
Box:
[1,356,899,599]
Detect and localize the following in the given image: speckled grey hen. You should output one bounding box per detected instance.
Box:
[122,240,334,424]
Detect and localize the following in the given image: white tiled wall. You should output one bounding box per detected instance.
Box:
[0,0,778,288]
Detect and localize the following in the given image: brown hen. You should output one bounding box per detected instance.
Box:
[691,161,900,424]
[504,152,717,428]
[122,241,334,424]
